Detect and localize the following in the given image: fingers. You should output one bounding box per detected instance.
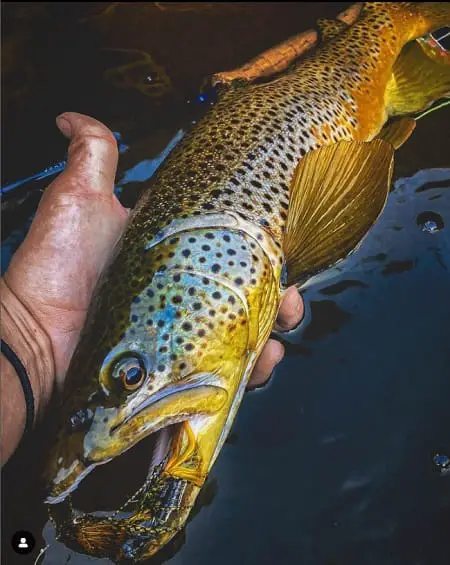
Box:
[247,287,305,390]
[274,286,304,332]
[247,339,285,390]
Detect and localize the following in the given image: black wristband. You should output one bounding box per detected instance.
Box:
[1,339,35,436]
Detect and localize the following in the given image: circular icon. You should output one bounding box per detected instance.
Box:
[11,530,35,555]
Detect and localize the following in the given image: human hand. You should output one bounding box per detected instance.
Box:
[1,112,303,461]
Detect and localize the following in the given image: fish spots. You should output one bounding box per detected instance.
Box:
[124,224,278,386]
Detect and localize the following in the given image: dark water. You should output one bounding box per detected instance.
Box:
[2,3,450,565]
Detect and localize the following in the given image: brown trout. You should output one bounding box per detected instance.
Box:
[44,2,450,562]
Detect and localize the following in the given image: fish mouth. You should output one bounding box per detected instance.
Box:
[45,375,228,505]
[47,427,189,562]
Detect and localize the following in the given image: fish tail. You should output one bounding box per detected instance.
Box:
[385,27,450,117]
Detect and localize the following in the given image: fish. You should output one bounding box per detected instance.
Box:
[43,2,450,562]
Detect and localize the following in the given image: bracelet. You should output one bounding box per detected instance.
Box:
[1,338,35,436]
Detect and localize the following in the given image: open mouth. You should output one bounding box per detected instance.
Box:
[67,426,177,517]
[46,425,191,562]
[46,376,228,515]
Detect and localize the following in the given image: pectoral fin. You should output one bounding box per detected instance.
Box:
[376,117,416,149]
[386,35,450,116]
[284,140,394,286]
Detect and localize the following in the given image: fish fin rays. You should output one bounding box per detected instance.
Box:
[386,36,450,117]
[284,140,394,286]
[375,117,416,149]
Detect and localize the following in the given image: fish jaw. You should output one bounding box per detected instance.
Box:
[45,376,228,504]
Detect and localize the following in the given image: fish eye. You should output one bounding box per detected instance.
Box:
[113,356,146,391]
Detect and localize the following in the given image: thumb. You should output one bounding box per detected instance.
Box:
[53,111,119,198]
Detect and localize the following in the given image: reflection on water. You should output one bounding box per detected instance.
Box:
[2,3,450,565]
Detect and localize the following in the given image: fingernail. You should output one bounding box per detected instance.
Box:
[56,115,72,138]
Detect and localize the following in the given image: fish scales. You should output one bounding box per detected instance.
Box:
[125,3,421,249]
[92,2,416,368]
[44,2,450,561]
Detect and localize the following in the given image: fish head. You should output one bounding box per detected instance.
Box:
[43,256,249,504]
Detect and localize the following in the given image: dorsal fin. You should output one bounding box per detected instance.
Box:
[317,18,348,42]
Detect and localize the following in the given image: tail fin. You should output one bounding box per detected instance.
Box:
[385,34,450,116]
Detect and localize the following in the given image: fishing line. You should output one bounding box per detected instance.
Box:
[416,98,450,120]
[33,544,49,565]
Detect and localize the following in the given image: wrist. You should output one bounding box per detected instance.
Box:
[1,278,55,420]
